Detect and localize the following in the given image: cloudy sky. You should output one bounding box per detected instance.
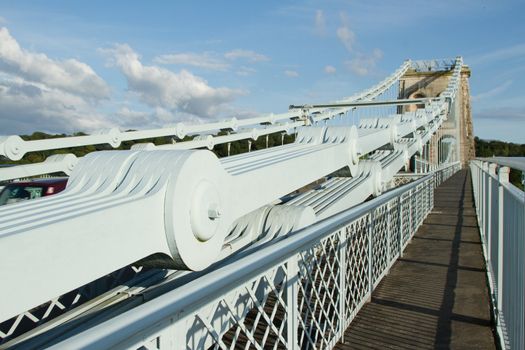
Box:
[0,0,523,142]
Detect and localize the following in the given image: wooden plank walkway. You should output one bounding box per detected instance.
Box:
[335,169,497,349]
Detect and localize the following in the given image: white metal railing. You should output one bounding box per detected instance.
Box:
[414,155,432,174]
[470,159,525,350]
[411,58,456,72]
[50,162,460,349]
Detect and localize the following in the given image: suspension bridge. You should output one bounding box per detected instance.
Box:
[0,57,523,349]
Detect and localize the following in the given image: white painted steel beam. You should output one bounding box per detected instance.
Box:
[0,154,78,182]
[289,97,440,110]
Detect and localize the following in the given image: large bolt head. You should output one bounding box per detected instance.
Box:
[0,135,24,161]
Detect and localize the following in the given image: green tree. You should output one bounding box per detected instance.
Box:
[475,137,525,189]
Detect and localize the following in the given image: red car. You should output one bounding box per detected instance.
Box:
[0,178,68,206]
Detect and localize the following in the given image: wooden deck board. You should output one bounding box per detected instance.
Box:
[335,169,496,350]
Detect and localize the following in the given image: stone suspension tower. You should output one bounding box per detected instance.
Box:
[399,62,475,168]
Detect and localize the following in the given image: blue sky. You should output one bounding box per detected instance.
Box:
[0,0,523,142]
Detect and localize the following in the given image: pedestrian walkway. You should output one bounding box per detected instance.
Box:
[335,170,496,349]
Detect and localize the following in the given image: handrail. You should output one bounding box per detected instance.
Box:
[470,160,525,350]
[50,161,459,349]
[477,157,525,173]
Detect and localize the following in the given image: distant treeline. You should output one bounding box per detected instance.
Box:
[1,130,296,164]
[475,137,525,189]
[475,136,525,158]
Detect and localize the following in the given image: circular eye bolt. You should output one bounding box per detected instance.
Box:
[0,135,24,161]
[163,151,230,270]
[175,122,186,140]
[190,180,222,241]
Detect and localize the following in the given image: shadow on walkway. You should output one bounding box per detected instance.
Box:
[336,170,496,350]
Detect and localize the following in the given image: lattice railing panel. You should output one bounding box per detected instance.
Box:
[410,188,418,234]
[371,204,389,284]
[343,216,370,325]
[415,185,422,227]
[297,235,342,350]
[401,192,411,245]
[0,264,144,342]
[388,200,401,261]
[185,264,289,350]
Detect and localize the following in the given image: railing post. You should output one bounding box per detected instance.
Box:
[171,316,186,350]
[482,163,486,221]
[286,255,299,348]
[419,183,424,225]
[496,166,509,321]
[339,229,347,337]
[431,173,436,210]
[487,163,497,261]
[426,177,430,218]
[386,201,391,270]
[477,163,482,217]
[423,179,427,216]
[368,212,374,302]
[472,160,480,215]
[431,174,435,212]
[408,189,413,240]
[398,196,404,258]
[481,162,488,237]
[417,184,422,226]
[428,177,432,213]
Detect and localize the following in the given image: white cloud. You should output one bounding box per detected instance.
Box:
[284,70,299,78]
[0,27,114,134]
[154,49,270,71]
[103,44,246,119]
[153,52,229,71]
[336,13,355,53]
[475,106,525,121]
[225,49,269,62]
[333,12,385,76]
[113,106,193,129]
[0,28,261,134]
[471,80,513,102]
[0,76,113,134]
[345,49,383,76]
[324,65,336,74]
[0,27,110,100]
[467,43,525,66]
[114,106,152,126]
[236,66,256,76]
[314,10,326,36]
